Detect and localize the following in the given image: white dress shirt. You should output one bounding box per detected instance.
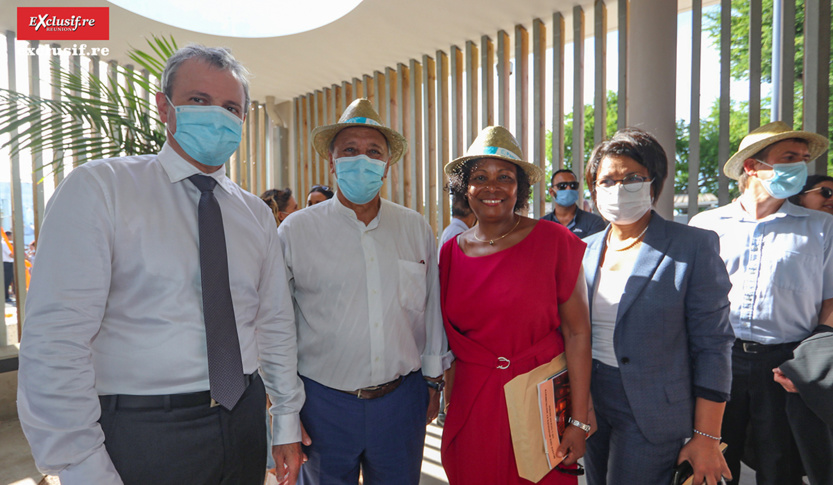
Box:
[690,200,833,344]
[278,196,450,391]
[17,143,304,484]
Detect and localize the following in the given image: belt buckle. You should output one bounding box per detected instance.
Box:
[210,398,220,408]
[742,342,759,353]
[497,357,510,369]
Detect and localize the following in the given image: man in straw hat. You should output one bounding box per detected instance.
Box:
[277,98,450,485]
[690,121,833,485]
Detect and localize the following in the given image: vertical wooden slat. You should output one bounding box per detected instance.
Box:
[329,85,339,188]
[423,55,437,229]
[572,7,585,181]
[315,90,325,185]
[594,1,607,144]
[451,46,465,158]
[294,98,303,197]
[718,0,731,204]
[514,24,530,147]
[749,0,762,129]
[51,43,64,187]
[532,19,547,218]
[688,0,703,218]
[386,67,401,203]
[259,105,267,194]
[6,31,27,328]
[437,50,451,231]
[400,63,414,209]
[481,36,495,128]
[410,59,423,212]
[70,53,82,168]
[239,107,250,191]
[776,0,795,126]
[375,71,391,199]
[364,74,375,105]
[515,25,529,163]
[497,31,511,127]
[304,94,314,198]
[804,0,831,174]
[465,41,479,145]
[342,80,353,107]
[552,13,566,171]
[618,0,628,129]
[353,77,363,99]
[29,41,45,241]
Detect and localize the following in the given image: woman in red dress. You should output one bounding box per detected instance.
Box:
[439,126,592,485]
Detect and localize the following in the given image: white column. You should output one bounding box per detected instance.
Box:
[626,0,677,218]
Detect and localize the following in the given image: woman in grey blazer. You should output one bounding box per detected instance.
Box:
[581,129,735,485]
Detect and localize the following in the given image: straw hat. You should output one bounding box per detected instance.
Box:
[723,121,829,180]
[443,126,545,184]
[311,98,407,164]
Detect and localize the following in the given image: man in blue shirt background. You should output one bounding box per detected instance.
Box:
[541,169,606,238]
[690,121,833,485]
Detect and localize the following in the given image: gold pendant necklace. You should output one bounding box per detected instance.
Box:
[473,216,521,246]
[607,223,650,252]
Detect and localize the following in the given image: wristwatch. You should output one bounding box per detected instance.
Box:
[568,417,591,434]
[425,379,445,392]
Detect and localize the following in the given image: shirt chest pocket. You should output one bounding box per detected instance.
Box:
[398,260,427,313]
[767,249,821,292]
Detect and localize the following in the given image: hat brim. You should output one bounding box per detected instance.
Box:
[724,131,829,180]
[444,154,546,184]
[312,123,407,164]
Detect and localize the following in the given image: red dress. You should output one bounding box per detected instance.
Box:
[439,221,585,485]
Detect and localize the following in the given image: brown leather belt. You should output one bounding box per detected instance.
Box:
[340,375,404,400]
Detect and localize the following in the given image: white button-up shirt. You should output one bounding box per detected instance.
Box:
[278,196,450,391]
[17,143,303,484]
[690,200,833,344]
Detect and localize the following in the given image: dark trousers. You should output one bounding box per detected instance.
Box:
[722,343,803,485]
[4,261,12,300]
[99,375,267,485]
[584,360,683,485]
[787,392,833,485]
[298,371,428,485]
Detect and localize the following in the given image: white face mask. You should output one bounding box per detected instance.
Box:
[595,181,653,224]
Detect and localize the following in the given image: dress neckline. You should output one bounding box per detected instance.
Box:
[454,220,543,259]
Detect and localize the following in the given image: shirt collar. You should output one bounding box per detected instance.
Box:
[730,198,808,222]
[332,192,383,230]
[157,142,235,195]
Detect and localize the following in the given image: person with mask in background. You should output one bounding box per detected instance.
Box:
[278,98,450,485]
[690,121,833,485]
[542,169,606,238]
[583,128,734,485]
[17,45,305,485]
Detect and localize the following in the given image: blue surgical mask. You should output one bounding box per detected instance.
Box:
[555,189,579,207]
[167,96,243,166]
[755,160,808,199]
[335,155,387,204]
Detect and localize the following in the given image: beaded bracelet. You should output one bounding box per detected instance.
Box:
[693,428,721,441]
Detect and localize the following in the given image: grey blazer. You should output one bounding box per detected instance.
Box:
[583,212,734,444]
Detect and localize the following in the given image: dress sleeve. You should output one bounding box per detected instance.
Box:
[555,227,587,304]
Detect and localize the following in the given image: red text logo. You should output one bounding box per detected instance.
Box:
[17,7,109,41]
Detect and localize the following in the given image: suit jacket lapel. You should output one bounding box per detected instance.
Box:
[584,226,609,321]
[616,213,671,322]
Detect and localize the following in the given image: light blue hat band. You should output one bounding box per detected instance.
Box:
[481,146,521,161]
[343,116,382,126]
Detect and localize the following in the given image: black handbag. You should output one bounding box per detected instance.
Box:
[670,443,727,485]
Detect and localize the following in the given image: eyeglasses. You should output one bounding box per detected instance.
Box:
[553,181,580,190]
[311,185,332,192]
[595,174,652,192]
[806,186,833,199]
